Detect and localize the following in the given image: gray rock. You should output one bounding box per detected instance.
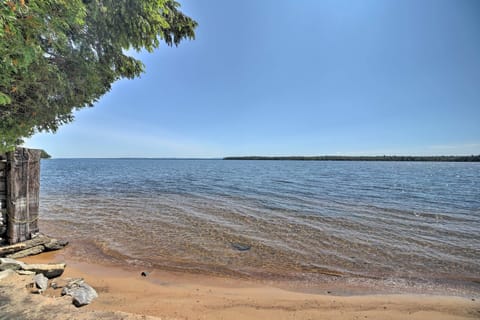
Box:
[0,258,26,271]
[44,239,69,251]
[0,269,16,280]
[22,263,66,279]
[231,242,251,251]
[51,277,83,289]
[62,281,98,307]
[6,245,45,259]
[34,273,49,292]
[0,235,50,257]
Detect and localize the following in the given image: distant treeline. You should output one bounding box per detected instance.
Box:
[40,150,51,159]
[224,155,480,162]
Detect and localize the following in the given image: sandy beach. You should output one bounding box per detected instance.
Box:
[0,249,473,320]
[2,0,479,318]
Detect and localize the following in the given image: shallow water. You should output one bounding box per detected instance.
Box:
[38,159,480,293]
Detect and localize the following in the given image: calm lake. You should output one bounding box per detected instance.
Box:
[38,159,480,294]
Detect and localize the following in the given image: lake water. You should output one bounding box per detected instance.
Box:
[38,159,480,294]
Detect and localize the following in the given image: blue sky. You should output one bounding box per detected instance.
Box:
[25,0,480,158]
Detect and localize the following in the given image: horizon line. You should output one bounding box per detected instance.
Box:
[45,154,480,160]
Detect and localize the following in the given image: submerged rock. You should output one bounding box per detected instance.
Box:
[62,280,98,307]
[231,242,251,251]
[44,239,69,251]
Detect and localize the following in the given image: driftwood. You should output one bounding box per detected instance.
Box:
[0,235,68,258]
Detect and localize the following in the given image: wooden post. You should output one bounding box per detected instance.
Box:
[0,154,7,243]
[6,148,41,244]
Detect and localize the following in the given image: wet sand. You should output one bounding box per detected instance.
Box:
[10,250,479,320]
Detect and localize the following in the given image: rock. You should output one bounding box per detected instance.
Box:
[51,278,83,290]
[0,235,51,257]
[22,263,66,279]
[34,273,48,292]
[6,245,45,259]
[1,259,65,278]
[0,258,26,271]
[0,243,27,256]
[231,242,251,251]
[44,239,69,251]
[0,269,16,280]
[141,271,149,277]
[16,270,35,275]
[62,280,98,307]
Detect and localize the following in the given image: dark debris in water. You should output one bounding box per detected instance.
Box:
[231,243,251,251]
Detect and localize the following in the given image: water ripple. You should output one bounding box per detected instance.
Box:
[38,159,480,292]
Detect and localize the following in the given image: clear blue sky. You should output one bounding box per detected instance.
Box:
[25,0,480,158]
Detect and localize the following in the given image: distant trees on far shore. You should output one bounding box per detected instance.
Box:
[224,155,480,162]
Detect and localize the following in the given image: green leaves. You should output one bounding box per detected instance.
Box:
[0,0,197,152]
[0,92,11,105]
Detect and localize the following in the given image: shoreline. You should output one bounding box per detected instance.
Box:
[223,155,480,162]
[8,249,478,319]
[33,237,480,298]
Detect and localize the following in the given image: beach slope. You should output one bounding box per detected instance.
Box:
[1,253,476,320]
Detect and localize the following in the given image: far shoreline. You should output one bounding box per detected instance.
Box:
[224,155,480,162]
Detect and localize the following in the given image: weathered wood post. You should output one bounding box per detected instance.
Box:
[0,154,7,244]
[6,148,41,244]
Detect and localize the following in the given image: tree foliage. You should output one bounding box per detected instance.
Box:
[40,149,51,159]
[0,0,197,152]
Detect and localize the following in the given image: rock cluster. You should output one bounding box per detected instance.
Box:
[0,257,65,278]
[0,235,68,259]
[0,257,98,307]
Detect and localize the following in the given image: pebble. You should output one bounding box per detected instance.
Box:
[231,243,251,251]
